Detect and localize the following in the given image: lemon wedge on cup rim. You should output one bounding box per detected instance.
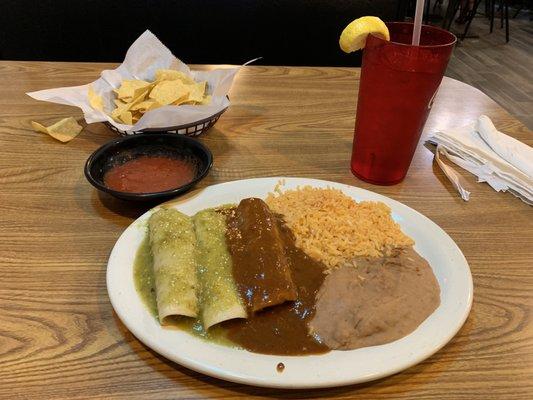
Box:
[339,16,390,53]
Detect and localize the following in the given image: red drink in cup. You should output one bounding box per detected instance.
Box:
[351,22,456,185]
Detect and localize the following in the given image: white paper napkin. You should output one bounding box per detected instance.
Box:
[428,115,533,205]
[26,30,242,133]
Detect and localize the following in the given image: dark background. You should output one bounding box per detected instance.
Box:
[1,0,402,66]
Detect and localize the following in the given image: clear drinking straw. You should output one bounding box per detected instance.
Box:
[412,0,425,45]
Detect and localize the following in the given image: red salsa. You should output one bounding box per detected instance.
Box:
[104,156,195,193]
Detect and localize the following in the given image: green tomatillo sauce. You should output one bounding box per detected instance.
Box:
[132,233,234,346]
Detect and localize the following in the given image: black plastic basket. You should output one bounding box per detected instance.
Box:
[105,106,228,137]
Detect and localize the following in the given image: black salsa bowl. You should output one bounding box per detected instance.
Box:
[84,133,213,202]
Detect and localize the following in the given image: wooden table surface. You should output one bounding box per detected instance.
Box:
[0,62,531,400]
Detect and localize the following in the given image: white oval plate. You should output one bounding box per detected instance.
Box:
[107,177,473,389]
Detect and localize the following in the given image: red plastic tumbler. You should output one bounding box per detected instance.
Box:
[351,22,456,185]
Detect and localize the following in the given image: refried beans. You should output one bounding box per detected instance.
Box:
[309,247,440,350]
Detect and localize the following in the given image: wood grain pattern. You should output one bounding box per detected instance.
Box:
[0,61,531,400]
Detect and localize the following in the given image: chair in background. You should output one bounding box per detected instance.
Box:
[489,0,510,43]
[512,0,533,19]
[444,0,510,43]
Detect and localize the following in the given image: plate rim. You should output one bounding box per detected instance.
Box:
[106,177,474,389]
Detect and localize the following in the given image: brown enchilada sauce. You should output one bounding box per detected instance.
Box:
[223,199,329,355]
[225,198,297,312]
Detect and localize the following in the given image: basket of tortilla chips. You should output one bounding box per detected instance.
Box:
[27,30,240,137]
[100,69,228,136]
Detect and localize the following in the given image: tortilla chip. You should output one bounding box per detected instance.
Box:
[172,96,193,106]
[31,117,83,142]
[119,111,133,125]
[149,80,190,105]
[88,86,104,111]
[115,80,151,100]
[111,104,129,122]
[31,121,49,134]
[155,69,195,85]
[129,87,152,107]
[114,99,127,107]
[199,95,212,105]
[130,99,160,112]
[187,81,207,103]
[131,84,154,102]
[110,95,142,124]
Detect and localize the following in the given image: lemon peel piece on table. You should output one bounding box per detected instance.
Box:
[339,16,390,53]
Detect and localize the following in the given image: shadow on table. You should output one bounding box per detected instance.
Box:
[130,320,469,398]
[80,121,118,146]
[139,340,434,398]
[94,190,159,219]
